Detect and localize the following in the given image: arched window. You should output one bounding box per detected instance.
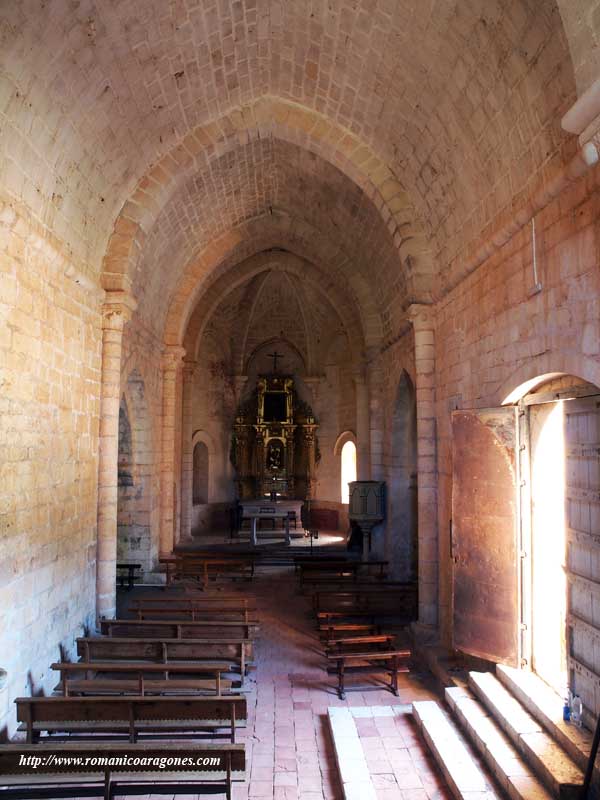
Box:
[193,442,209,504]
[340,440,357,504]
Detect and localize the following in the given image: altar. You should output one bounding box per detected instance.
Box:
[240,499,304,546]
[230,362,320,522]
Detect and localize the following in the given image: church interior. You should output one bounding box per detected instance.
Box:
[3,1,600,798]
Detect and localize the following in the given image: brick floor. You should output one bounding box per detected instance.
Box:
[110,568,453,800]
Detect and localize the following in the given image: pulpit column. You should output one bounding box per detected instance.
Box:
[353,365,371,480]
[160,345,186,556]
[180,359,197,541]
[408,303,438,628]
[96,290,136,621]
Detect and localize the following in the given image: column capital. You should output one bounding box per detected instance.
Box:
[162,345,186,371]
[352,360,369,385]
[407,302,435,330]
[101,291,137,331]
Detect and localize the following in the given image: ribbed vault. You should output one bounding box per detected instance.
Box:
[182,250,366,370]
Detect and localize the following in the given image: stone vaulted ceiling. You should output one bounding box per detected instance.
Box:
[0,0,585,345]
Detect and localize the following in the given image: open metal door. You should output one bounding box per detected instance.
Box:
[452,407,520,666]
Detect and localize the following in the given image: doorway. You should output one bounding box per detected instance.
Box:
[451,375,600,721]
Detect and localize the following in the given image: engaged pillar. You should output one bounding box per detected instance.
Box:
[353,365,371,480]
[160,345,186,556]
[96,290,136,621]
[408,303,438,629]
[180,359,197,542]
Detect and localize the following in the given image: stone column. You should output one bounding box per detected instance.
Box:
[96,290,136,621]
[160,345,186,556]
[408,303,438,629]
[180,359,197,542]
[304,426,318,500]
[353,365,371,480]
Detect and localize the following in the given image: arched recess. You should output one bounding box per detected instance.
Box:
[386,372,418,582]
[192,443,209,505]
[334,432,357,506]
[187,429,221,538]
[191,430,217,502]
[334,430,357,457]
[497,352,600,407]
[101,96,432,304]
[117,370,154,572]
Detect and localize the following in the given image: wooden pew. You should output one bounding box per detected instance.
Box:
[297,559,388,586]
[50,661,237,696]
[130,594,256,607]
[326,648,411,700]
[325,633,397,655]
[16,695,247,744]
[0,741,245,799]
[160,556,255,587]
[76,636,253,676]
[128,603,256,623]
[99,618,258,642]
[312,584,417,614]
[318,622,381,643]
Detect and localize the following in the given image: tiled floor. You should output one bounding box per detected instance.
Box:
[115,568,453,800]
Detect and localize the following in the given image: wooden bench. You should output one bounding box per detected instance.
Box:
[50,661,237,697]
[0,742,245,799]
[76,636,253,675]
[131,594,255,607]
[312,584,417,614]
[116,563,142,591]
[160,557,255,587]
[316,609,415,625]
[318,622,381,642]
[297,560,388,586]
[128,604,256,623]
[325,633,397,654]
[99,618,258,643]
[16,695,247,744]
[326,648,411,700]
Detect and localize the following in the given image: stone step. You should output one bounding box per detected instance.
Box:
[496,665,592,773]
[468,672,583,800]
[327,706,377,800]
[412,699,500,800]
[446,686,553,800]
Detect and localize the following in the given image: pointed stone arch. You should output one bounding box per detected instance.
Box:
[101,96,433,306]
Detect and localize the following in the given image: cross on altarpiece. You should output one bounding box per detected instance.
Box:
[268,350,283,372]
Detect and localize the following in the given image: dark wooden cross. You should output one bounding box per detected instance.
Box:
[268,350,283,372]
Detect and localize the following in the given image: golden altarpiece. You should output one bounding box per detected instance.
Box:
[231,374,319,501]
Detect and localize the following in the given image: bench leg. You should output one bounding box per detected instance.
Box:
[338,659,345,700]
[104,769,112,800]
[391,655,399,696]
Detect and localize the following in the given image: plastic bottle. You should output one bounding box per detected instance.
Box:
[571,694,582,728]
[563,695,571,722]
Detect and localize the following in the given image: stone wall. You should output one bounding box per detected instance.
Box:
[0,197,101,736]
[434,167,600,643]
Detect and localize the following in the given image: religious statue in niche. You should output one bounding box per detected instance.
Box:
[231,351,320,501]
[267,440,284,471]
